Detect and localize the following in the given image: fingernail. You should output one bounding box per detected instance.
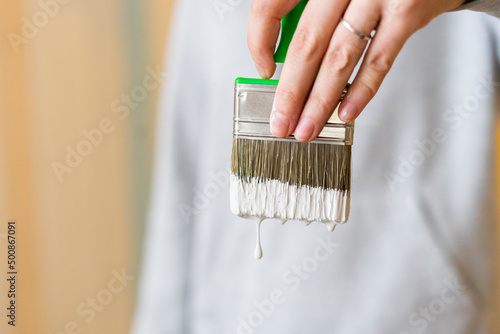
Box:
[256,64,269,79]
[294,117,315,142]
[339,102,359,122]
[270,112,290,138]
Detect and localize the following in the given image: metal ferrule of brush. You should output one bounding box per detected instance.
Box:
[233,83,354,145]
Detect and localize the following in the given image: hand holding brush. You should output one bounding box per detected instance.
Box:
[247,0,467,141]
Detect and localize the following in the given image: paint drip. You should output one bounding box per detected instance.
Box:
[254,217,263,259]
[247,216,337,259]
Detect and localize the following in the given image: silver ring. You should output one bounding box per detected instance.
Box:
[340,18,372,41]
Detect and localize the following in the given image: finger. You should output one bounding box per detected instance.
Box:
[270,0,349,138]
[248,0,301,79]
[295,0,380,142]
[338,15,413,122]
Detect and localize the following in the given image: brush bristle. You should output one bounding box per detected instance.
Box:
[230,137,351,223]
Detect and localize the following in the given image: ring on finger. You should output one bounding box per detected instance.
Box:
[340,18,374,41]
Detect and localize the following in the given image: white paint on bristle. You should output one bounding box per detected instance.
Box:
[230,173,350,228]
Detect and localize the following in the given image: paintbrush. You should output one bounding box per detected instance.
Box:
[230,0,354,232]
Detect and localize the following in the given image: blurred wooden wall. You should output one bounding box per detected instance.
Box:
[497,118,500,327]
[0,1,172,333]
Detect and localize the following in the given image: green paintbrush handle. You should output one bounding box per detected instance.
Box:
[274,0,308,64]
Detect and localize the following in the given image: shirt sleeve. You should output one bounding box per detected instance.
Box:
[455,0,500,17]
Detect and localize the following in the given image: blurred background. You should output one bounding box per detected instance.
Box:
[0,1,499,334]
[0,0,172,333]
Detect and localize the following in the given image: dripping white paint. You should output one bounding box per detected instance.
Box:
[254,217,263,259]
[247,216,336,260]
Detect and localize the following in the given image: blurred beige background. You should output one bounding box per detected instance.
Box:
[0,1,499,333]
[0,1,172,333]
